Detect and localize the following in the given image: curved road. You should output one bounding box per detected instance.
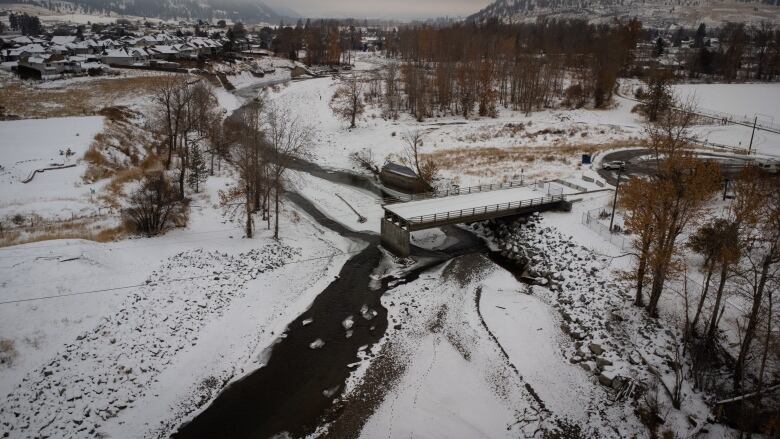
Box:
[596,148,759,186]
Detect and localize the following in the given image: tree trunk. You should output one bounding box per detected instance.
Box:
[178,138,187,199]
[691,261,715,334]
[245,189,253,238]
[273,184,280,239]
[706,262,730,343]
[733,254,771,390]
[635,252,647,307]
[647,265,667,317]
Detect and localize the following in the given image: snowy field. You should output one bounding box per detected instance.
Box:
[263,56,646,186]
[0,116,105,220]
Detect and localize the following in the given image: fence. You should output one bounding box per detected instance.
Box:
[386,179,534,204]
[552,179,587,192]
[407,194,565,226]
[581,207,630,250]
[0,210,114,235]
[535,181,564,196]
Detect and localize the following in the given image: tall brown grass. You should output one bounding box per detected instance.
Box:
[0,75,166,119]
[425,139,645,178]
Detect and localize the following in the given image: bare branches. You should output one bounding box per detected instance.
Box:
[263,105,314,239]
[401,130,438,190]
[330,74,365,128]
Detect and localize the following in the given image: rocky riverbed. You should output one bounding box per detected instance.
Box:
[472,214,713,434]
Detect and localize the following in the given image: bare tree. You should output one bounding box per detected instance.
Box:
[263,106,314,239]
[177,80,219,198]
[123,171,187,236]
[330,74,365,128]
[350,148,380,175]
[401,130,437,191]
[732,170,780,389]
[219,99,266,238]
[151,75,188,169]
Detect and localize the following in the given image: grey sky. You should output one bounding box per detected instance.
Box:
[263,0,493,19]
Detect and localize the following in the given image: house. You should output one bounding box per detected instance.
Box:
[102,48,149,66]
[51,36,77,46]
[148,45,180,61]
[18,55,63,80]
[380,162,429,193]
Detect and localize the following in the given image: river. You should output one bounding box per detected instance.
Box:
[172,77,500,439]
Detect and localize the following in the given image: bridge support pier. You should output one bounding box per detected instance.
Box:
[381,218,410,257]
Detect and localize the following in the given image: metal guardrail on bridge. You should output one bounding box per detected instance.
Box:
[383,179,531,204]
[405,194,565,226]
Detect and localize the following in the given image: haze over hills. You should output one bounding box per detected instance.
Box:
[4,0,300,23]
[468,0,780,27]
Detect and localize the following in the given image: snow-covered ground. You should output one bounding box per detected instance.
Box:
[1,50,774,438]
[672,82,780,156]
[0,116,106,220]
[0,170,364,437]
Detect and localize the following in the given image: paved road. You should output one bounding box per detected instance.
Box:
[597,148,756,186]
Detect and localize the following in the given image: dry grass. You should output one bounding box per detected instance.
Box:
[0,75,166,119]
[425,139,645,179]
[83,118,156,184]
[0,339,19,366]
[0,219,126,248]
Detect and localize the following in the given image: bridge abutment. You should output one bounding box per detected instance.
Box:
[380,218,410,257]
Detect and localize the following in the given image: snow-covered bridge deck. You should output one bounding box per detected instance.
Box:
[381,183,570,256]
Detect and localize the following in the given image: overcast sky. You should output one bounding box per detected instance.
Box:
[263,0,494,19]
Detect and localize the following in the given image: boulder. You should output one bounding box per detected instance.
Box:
[589,343,605,355]
[596,357,613,369]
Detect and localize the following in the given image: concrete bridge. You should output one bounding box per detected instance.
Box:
[380,181,571,256]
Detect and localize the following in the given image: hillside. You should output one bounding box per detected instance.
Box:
[2,0,299,23]
[468,0,780,27]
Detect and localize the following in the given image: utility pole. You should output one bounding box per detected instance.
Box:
[609,167,622,233]
[723,178,729,201]
[748,116,757,155]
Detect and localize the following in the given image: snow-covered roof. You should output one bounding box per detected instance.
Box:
[383,162,417,178]
[150,45,179,55]
[103,48,131,58]
[51,36,77,45]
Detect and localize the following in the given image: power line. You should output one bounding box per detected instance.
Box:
[0,248,365,306]
[0,207,376,260]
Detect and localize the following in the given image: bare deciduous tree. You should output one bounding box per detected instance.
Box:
[401,130,437,191]
[124,171,187,236]
[330,74,365,128]
[263,106,314,239]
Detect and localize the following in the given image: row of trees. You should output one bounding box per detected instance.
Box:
[270,20,363,66]
[138,75,313,240]
[665,22,780,81]
[218,100,312,239]
[620,91,779,426]
[123,76,221,236]
[7,13,43,36]
[355,19,642,121]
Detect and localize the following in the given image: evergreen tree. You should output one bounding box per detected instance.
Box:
[188,145,208,193]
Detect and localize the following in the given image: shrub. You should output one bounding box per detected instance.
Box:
[0,338,18,366]
[123,172,188,236]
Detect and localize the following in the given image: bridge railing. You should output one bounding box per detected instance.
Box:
[384,179,532,204]
[405,194,565,226]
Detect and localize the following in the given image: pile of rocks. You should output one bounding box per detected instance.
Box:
[475,215,679,398]
[0,244,298,438]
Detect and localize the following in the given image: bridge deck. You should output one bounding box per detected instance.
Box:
[380,184,568,255]
[385,185,540,219]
